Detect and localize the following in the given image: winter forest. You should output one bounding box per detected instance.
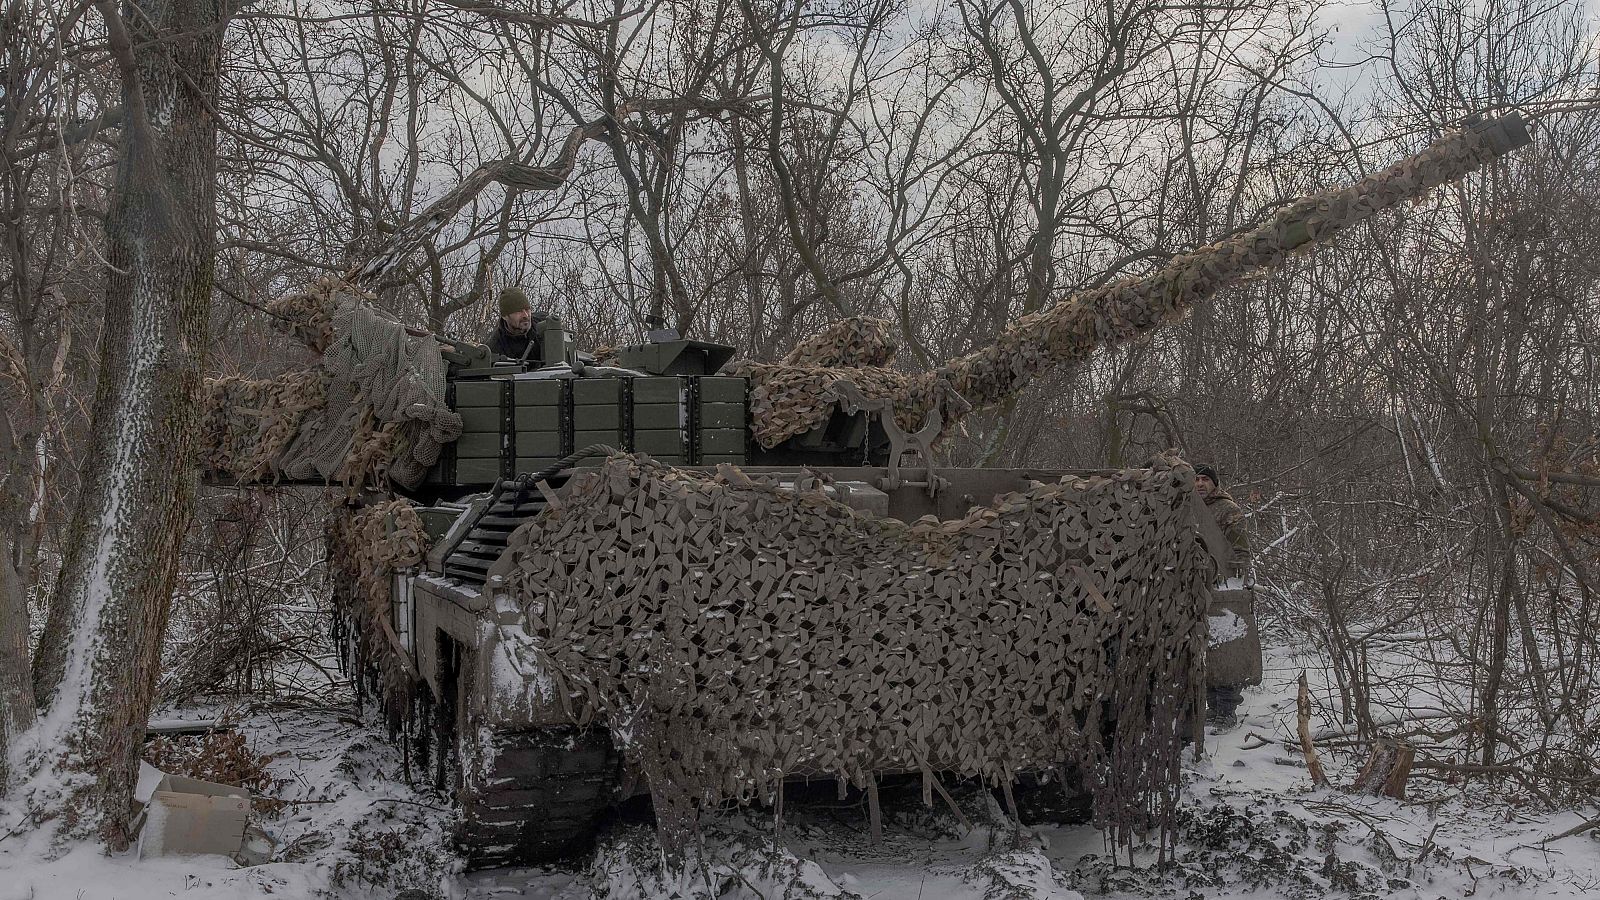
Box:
[1,0,1599,897]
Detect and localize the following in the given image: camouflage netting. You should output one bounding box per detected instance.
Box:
[743,124,1503,447]
[329,499,430,724]
[266,276,341,353]
[488,453,1212,852]
[201,276,462,490]
[778,316,899,369]
[199,371,327,482]
[731,360,965,447]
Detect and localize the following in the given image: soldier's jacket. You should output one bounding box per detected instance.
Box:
[485,320,533,360]
[1203,489,1250,577]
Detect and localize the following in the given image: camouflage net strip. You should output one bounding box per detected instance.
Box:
[201,276,462,490]
[199,371,326,482]
[266,277,339,354]
[328,499,429,724]
[729,360,963,444]
[489,453,1210,851]
[743,124,1502,448]
[778,317,899,369]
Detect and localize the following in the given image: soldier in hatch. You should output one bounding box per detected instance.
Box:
[484,287,546,361]
[1194,464,1249,580]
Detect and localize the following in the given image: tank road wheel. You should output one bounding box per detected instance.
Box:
[456,727,622,869]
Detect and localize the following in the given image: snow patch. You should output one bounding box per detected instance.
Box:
[1207,609,1247,646]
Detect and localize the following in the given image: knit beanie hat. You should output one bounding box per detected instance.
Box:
[498,287,531,316]
[1193,464,1220,486]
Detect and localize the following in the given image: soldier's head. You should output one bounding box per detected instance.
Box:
[498,287,533,334]
[1193,464,1219,498]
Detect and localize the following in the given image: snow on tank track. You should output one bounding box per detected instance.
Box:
[457,726,622,869]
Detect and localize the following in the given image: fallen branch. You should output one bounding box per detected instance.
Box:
[1527,814,1600,847]
[1240,731,1276,751]
[1410,761,1559,807]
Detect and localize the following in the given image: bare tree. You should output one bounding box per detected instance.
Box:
[0,0,108,790]
[22,0,224,848]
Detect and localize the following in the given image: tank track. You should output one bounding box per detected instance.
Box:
[456,727,622,869]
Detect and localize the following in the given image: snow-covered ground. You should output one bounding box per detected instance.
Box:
[3,648,1597,899]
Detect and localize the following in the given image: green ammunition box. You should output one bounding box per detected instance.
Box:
[632,404,681,431]
[632,377,685,403]
[455,457,502,483]
[513,380,563,405]
[455,432,503,458]
[513,431,562,457]
[513,457,561,474]
[459,407,500,432]
[573,379,623,405]
[697,377,746,403]
[454,380,503,407]
[514,405,567,431]
[568,405,620,431]
[697,402,744,429]
[633,429,686,456]
[698,429,746,455]
[574,429,621,449]
[698,453,747,466]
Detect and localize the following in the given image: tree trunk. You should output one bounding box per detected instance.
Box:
[0,528,35,791]
[22,0,219,849]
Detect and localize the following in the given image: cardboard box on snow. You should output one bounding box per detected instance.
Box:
[135,769,252,858]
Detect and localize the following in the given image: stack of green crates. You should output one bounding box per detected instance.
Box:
[451,379,507,483]
[438,374,749,485]
[512,379,565,473]
[630,377,687,463]
[570,378,625,465]
[695,376,747,465]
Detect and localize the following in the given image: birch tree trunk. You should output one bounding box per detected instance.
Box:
[22,0,220,849]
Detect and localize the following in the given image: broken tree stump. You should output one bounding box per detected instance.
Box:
[1298,672,1331,787]
[1350,739,1416,798]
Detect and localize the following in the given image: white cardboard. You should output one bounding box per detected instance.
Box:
[135,774,252,859]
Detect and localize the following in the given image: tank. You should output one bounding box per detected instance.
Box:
[314,114,1532,869]
[380,327,1227,867]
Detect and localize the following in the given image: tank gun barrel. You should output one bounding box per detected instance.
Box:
[932,113,1532,412]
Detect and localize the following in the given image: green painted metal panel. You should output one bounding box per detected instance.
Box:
[699,429,746,454]
[698,453,747,466]
[455,432,502,458]
[633,429,685,455]
[632,377,684,403]
[697,377,747,403]
[569,405,620,431]
[573,429,621,449]
[458,407,500,431]
[514,405,566,431]
[454,381,503,407]
[513,457,561,473]
[455,457,501,483]
[632,403,681,430]
[573,379,623,405]
[697,402,744,429]
[514,431,562,456]
[513,380,563,405]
